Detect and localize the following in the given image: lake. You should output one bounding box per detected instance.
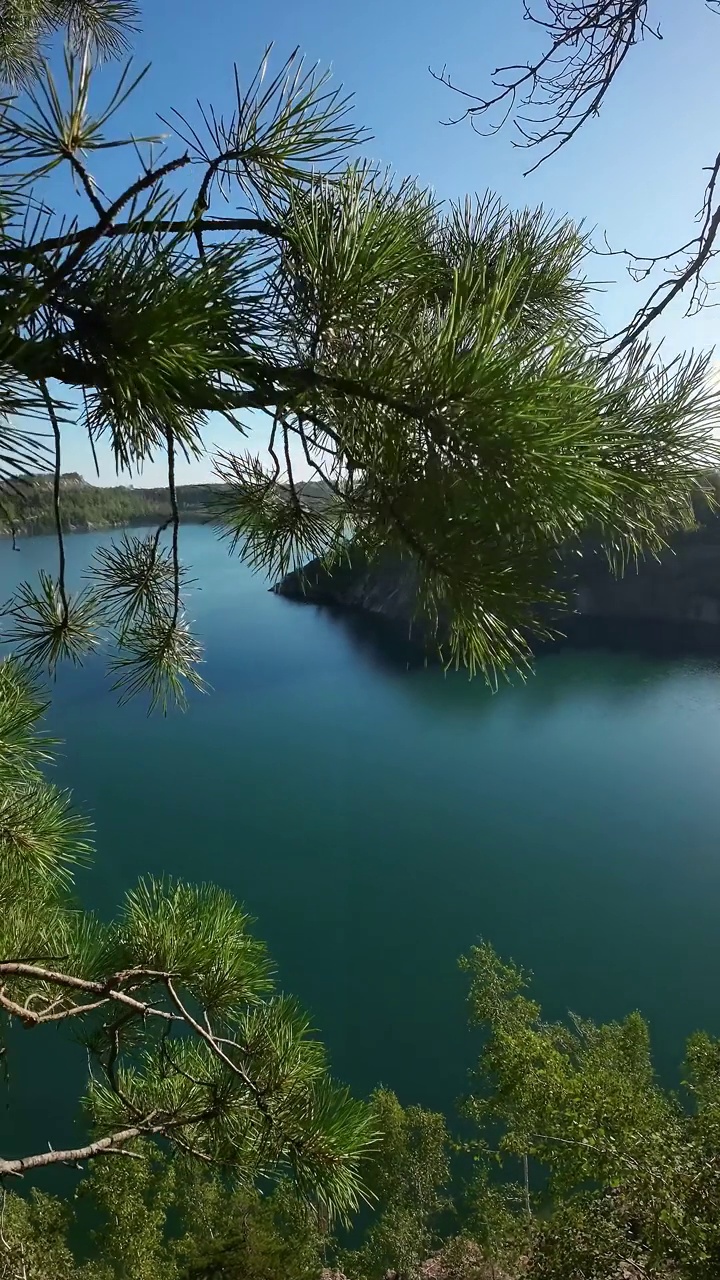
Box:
[4,524,720,1161]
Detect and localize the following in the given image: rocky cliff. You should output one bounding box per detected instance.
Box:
[274,512,720,657]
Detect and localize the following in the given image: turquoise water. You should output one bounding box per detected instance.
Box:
[4,525,720,1160]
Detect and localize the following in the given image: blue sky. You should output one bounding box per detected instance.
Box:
[46,0,720,483]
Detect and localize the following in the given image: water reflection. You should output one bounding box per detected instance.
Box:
[293,598,435,674]
[295,595,720,717]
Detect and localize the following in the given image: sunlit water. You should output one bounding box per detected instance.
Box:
[3,525,720,1162]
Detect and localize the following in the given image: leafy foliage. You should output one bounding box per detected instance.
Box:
[0,1154,328,1280]
[0,5,717,707]
[459,943,720,1279]
[342,1088,452,1280]
[9,936,720,1280]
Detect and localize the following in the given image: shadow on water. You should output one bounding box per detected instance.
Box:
[304,599,435,674]
[290,596,720,717]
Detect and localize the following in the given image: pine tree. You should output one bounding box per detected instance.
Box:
[0,1,139,86]
[0,659,375,1220]
[1,3,718,708]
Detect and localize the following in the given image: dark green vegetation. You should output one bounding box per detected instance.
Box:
[0,473,219,535]
[0,474,331,536]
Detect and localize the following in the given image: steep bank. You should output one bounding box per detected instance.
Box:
[274,512,720,656]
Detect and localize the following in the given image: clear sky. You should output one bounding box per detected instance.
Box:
[46,0,720,484]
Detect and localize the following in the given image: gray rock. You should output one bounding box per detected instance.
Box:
[274,516,720,657]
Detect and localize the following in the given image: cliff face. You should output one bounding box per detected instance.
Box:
[274,515,720,654]
[277,553,424,622]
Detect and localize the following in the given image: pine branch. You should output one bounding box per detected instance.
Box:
[0,989,110,1024]
[0,963,177,1023]
[0,1120,180,1178]
[165,978,268,1109]
[68,153,106,220]
[4,339,454,433]
[51,152,192,286]
[0,217,283,262]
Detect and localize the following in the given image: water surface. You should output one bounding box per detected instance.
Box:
[3,525,720,1159]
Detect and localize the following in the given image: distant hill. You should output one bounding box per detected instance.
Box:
[0,475,332,537]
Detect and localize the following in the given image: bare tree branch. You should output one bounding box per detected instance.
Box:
[435,1,720,348]
[433,1,655,173]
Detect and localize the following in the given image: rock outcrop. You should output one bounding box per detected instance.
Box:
[274,513,720,657]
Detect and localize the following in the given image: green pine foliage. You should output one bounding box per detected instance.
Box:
[11,916,720,1279]
[1,3,719,708]
[0,1,139,86]
[0,662,375,1226]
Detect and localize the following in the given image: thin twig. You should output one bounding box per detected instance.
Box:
[52,152,193,288]
[68,154,106,220]
[283,422,300,509]
[433,1,653,172]
[530,1131,641,1172]
[0,500,19,551]
[164,978,268,1110]
[165,427,180,628]
[608,201,720,357]
[267,415,281,483]
[0,963,177,1023]
[0,989,109,1024]
[39,381,68,624]
[432,1,720,346]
